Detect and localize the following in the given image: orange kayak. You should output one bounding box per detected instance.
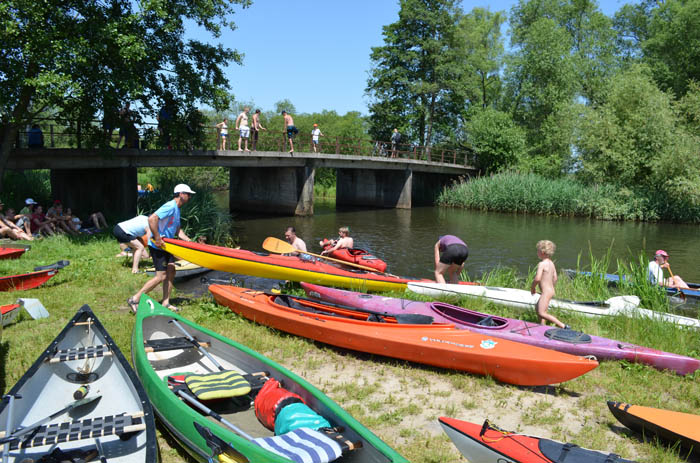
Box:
[608,401,700,455]
[209,285,598,386]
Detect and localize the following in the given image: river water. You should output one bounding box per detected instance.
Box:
[226,202,700,283]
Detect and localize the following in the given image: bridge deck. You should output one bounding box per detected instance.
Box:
[8,148,474,175]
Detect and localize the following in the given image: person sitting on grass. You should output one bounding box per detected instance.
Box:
[30,205,57,237]
[3,207,33,240]
[47,200,80,235]
[88,211,108,230]
[114,215,151,273]
[648,250,690,290]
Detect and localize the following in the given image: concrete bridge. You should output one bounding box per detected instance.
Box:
[7,148,476,218]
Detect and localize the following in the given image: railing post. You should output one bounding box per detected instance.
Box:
[77,121,82,149]
[441,150,444,163]
[50,125,55,148]
[335,136,339,154]
[453,151,456,164]
[358,139,362,156]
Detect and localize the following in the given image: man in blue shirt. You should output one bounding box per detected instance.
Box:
[127,183,195,312]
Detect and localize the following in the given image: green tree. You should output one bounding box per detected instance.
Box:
[464,107,525,174]
[366,0,466,150]
[0,0,249,190]
[576,64,700,204]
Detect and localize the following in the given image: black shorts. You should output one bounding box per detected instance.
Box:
[113,224,137,244]
[439,244,469,266]
[150,246,176,271]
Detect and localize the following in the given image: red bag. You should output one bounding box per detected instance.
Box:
[254,378,304,431]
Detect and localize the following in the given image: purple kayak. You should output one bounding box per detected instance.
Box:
[301,282,700,376]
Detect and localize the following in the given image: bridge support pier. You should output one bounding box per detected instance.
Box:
[50,167,137,220]
[337,168,413,208]
[229,162,315,216]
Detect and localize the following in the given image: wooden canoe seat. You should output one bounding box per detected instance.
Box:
[143,337,211,353]
[2,412,146,450]
[48,344,112,364]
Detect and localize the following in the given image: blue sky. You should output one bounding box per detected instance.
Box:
[201,0,632,116]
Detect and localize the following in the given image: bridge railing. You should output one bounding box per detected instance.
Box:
[15,119,476,166]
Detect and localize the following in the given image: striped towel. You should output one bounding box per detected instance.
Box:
[253,428,343,463]
[185,371,251,400]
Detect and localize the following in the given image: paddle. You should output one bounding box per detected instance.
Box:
[0,395,101,444]
[17,298,49,319]
[262,237,399,277]
[33,260,70,271]
[168,319,226,371]
[270,291,435,325]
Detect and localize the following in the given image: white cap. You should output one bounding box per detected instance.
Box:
[25,198,38,205]
[173,184,195,195]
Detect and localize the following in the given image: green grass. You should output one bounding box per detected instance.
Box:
[1,237,699,462]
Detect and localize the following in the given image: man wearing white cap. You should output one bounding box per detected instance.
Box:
[17,198,39,232]
[127,183,195,313]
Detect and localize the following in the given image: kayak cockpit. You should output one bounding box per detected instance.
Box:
[430,302,508,328]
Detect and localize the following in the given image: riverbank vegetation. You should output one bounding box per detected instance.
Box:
[438,171,700,222]
[368,0,700,222]
[1,239,697,462]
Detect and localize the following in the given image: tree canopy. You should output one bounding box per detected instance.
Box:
[0,0,249,189]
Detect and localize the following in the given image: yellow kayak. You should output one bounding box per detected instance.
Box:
[161,238,442,292]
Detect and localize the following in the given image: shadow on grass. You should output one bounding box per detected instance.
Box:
[607,424,700,463]
[0,340,7,393]
[156,421,199,463]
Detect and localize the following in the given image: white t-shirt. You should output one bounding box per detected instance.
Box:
[220,122,228,135]
[648,260,664,285]
[118,215,149,237]
[311,128,321,142]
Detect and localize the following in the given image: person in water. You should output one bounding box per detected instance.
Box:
[284,226,307,255]
[434,234,468,284]
[321,226,353,256]
[648,250,690,289]
[530,240,567,329]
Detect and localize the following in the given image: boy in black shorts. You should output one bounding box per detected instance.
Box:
[434,235,469,284]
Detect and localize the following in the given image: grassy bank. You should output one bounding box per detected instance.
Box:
[1,237,699,462]
[438,171,700,222]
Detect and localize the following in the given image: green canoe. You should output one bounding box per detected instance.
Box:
[132,294,408,463]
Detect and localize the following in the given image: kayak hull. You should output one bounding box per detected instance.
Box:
[608,401,700,455]
[407,282,700,329]
[439,417,635,463]
[0,247,27,259]
[210,284,597,386]
[0,305,157,463]
[302,283,700,375]
[145,259,209,281]
[0,269,57,292]
[132,294,408,463]
[1,303,21,327]
[320,239,387,272]
[162,238,465,292]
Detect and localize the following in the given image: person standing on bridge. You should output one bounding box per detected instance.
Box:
[282,110,298,154]
[311,124,324,153]
[127,183,195,313]
[216,118,229,150]
[434,234,468,284]
[235,107,251,152]
[390,128,401,158]
[251,109,266,151]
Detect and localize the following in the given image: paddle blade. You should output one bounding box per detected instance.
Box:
[262,237,294,254]
[18,298,49,319]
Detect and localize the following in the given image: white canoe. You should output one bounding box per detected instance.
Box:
[407,282,700,329]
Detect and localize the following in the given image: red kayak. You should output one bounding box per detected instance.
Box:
[439,417,636,462]
[0,247,27,259]
[0,269,57,291]
[1,303,21,326]
[320,238,387,272]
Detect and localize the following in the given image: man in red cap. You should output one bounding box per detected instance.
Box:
[648,250,690,289]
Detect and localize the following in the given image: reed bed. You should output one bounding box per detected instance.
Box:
[438,171,700,222]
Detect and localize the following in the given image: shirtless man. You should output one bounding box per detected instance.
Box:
[0,202,32,240]
[530,240,567,329]
[284,226,307,255]
[282,110,298,154]
[251,109,266,151]
[321,227,353,256]
[235,107,250,152]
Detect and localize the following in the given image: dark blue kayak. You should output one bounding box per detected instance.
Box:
[564,270,700,300]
